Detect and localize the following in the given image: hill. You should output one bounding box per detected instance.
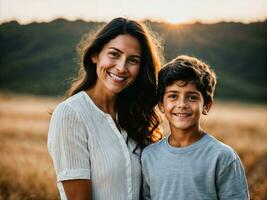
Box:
[0,19,266,102]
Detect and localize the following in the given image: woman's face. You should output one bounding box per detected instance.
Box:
[92,34,141,96]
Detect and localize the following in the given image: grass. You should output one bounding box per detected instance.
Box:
[0,93,60,200]
[0,93,267,200]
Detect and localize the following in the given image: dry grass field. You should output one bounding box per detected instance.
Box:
[0,93,266,200]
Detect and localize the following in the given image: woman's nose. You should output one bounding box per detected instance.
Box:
[116,59,127,73]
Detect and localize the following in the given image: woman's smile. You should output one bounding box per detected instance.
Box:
[92,34,141,96]
[107,71,127,82]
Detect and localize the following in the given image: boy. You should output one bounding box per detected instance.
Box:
[141,55,249,200]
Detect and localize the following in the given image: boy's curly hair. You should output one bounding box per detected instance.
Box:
[157,55,217,105]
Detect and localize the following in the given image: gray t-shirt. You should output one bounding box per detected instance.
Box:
[141,134,249,200]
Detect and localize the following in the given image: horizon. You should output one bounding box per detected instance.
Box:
[1,17,267,26]
[1,0,267,25]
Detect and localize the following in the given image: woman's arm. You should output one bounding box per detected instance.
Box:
[62,179,92,200]
[48,104,92,199]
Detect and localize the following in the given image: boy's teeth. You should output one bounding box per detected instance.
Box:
[175,113,188,117]
[109,73,125,81]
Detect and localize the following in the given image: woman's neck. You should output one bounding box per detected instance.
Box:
[85,88,117,119]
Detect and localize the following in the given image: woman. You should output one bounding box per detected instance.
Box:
[48,17,162,200]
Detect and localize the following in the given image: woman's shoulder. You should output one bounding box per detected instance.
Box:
[52,91,87,119]
[55,91,87,111]
[64,91,87,106]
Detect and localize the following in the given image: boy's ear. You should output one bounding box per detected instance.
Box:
[158,102,165,113]
[202,101,213,115]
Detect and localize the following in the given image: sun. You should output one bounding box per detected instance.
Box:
[164,15,194,24]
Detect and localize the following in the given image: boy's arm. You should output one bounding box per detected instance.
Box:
[141,151,151,200]
[142,174,151,200]
[216,156,250,200]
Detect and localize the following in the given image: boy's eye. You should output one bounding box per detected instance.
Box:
[188,95,198,101]
[167,94,177,100]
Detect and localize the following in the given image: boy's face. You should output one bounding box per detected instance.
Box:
[159,81,212,133]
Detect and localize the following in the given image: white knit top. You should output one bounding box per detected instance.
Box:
[47,91,141,200]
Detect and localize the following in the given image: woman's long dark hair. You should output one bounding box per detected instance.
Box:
[68,17,162,149]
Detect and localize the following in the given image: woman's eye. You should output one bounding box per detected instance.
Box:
[109,51,119,58]
[128,58,140,65]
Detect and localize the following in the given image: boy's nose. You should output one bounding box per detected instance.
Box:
[177,98,188,108]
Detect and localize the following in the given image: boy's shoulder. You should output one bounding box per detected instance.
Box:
[206,134,239,162]
[141,137,167,157]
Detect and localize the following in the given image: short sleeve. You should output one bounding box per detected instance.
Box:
[141,152,151,200]
[47,102,91,182]
[216,154,249,200]
[142,174,151,200]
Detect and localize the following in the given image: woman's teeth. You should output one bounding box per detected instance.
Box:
[108,72,126,81]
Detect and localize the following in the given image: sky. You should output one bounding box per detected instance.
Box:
[0,0,267,24]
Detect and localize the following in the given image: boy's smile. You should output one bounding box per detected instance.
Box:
[160,81,210,133]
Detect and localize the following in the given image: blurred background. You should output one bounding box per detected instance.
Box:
[0,0,266,199]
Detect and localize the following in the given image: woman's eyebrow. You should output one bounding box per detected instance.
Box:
[108,47,141,58]
[108,47,122,53]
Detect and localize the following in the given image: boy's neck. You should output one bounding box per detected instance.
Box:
[168,127,206,148]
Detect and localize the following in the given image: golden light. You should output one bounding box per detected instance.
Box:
[163,15,196,24]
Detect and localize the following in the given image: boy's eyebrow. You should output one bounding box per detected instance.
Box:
[187,91,201,95]
[165,90,179,94]
[165,90,201,95]
[108,47,141,58]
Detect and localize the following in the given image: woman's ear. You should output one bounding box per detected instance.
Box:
[202,101,213,115]
[91,54,97,64]
[158,102,165,113]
